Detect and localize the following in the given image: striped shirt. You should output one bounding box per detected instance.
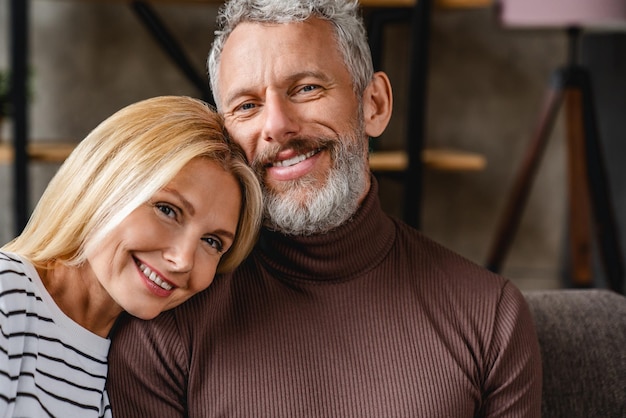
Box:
[0,251,112,418]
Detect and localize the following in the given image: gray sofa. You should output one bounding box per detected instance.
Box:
[524,289,626,418]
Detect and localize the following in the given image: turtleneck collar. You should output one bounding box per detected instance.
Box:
[255,176,396,281]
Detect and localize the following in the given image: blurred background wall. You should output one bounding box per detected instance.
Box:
[1,0,624,291]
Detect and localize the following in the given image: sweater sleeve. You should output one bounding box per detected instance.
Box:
[480,281,543,417]
[107,312,189,418]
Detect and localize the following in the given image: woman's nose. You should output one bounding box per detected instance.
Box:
[163,236,195,273]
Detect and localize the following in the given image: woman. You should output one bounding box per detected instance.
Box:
[0,96,262,417]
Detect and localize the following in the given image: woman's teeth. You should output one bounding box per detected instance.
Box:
[272,149,320,167]
[138,262,173,291]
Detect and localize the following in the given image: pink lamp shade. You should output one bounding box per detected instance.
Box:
[498,0,626,30]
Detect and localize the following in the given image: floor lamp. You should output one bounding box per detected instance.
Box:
[486,0,626,293]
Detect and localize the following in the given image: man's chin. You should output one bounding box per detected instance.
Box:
[262,174,326,197]
[261,181,362,236]
[264,189,318,212]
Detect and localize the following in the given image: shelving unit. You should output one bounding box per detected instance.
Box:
[6,0,488,235]
[0,142,486,171]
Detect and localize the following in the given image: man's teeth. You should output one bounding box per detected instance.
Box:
[272,149,319,167]
[138,263,173,291]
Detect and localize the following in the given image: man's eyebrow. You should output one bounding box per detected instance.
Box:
[289,70,331,83]
[223,86,253,108]
[283,71,332,88]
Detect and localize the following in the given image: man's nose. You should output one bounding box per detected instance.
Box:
[261,92,299,144]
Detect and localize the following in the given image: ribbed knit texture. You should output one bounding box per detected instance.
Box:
[107,178,542,417]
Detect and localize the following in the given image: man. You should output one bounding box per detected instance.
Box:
[107,1,542,416]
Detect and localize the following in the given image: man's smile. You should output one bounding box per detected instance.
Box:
[263,146,327,182]
[270,148,322,168]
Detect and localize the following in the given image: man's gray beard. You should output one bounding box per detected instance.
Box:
[260,133,369,236]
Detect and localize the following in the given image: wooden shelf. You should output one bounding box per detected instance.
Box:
[422,148,486,171]
[0,142,76,163]
[0,142,485,172]
[370,149,486,172]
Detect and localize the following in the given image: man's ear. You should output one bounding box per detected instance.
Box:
[362,71,393,138]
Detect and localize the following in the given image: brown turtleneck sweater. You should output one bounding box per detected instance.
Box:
[107,178,542,417]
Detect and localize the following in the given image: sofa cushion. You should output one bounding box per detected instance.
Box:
[524,289,626,418]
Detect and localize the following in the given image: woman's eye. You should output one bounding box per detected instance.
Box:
[156,203,177,219]
[203,236,224,253]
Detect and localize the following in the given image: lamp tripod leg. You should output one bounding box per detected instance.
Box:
[564,83,593,287]
[486,72,566,273]
[578,69,625,293]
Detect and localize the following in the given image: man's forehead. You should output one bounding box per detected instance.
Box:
[219,19,341,76]
[225,17,335,44]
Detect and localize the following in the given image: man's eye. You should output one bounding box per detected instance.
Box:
[237,102,256,112]
[296,84,321,95]
[203,236,224,253]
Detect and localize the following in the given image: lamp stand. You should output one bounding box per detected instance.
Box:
[485,27,624,294]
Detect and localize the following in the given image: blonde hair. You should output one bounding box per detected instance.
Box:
[3,96,262,273]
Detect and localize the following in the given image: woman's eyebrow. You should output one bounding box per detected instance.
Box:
[162,188,195,216]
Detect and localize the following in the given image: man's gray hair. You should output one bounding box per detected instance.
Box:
[207,0,374,109]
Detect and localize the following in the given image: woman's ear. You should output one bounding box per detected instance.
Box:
[362,71,393,138]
